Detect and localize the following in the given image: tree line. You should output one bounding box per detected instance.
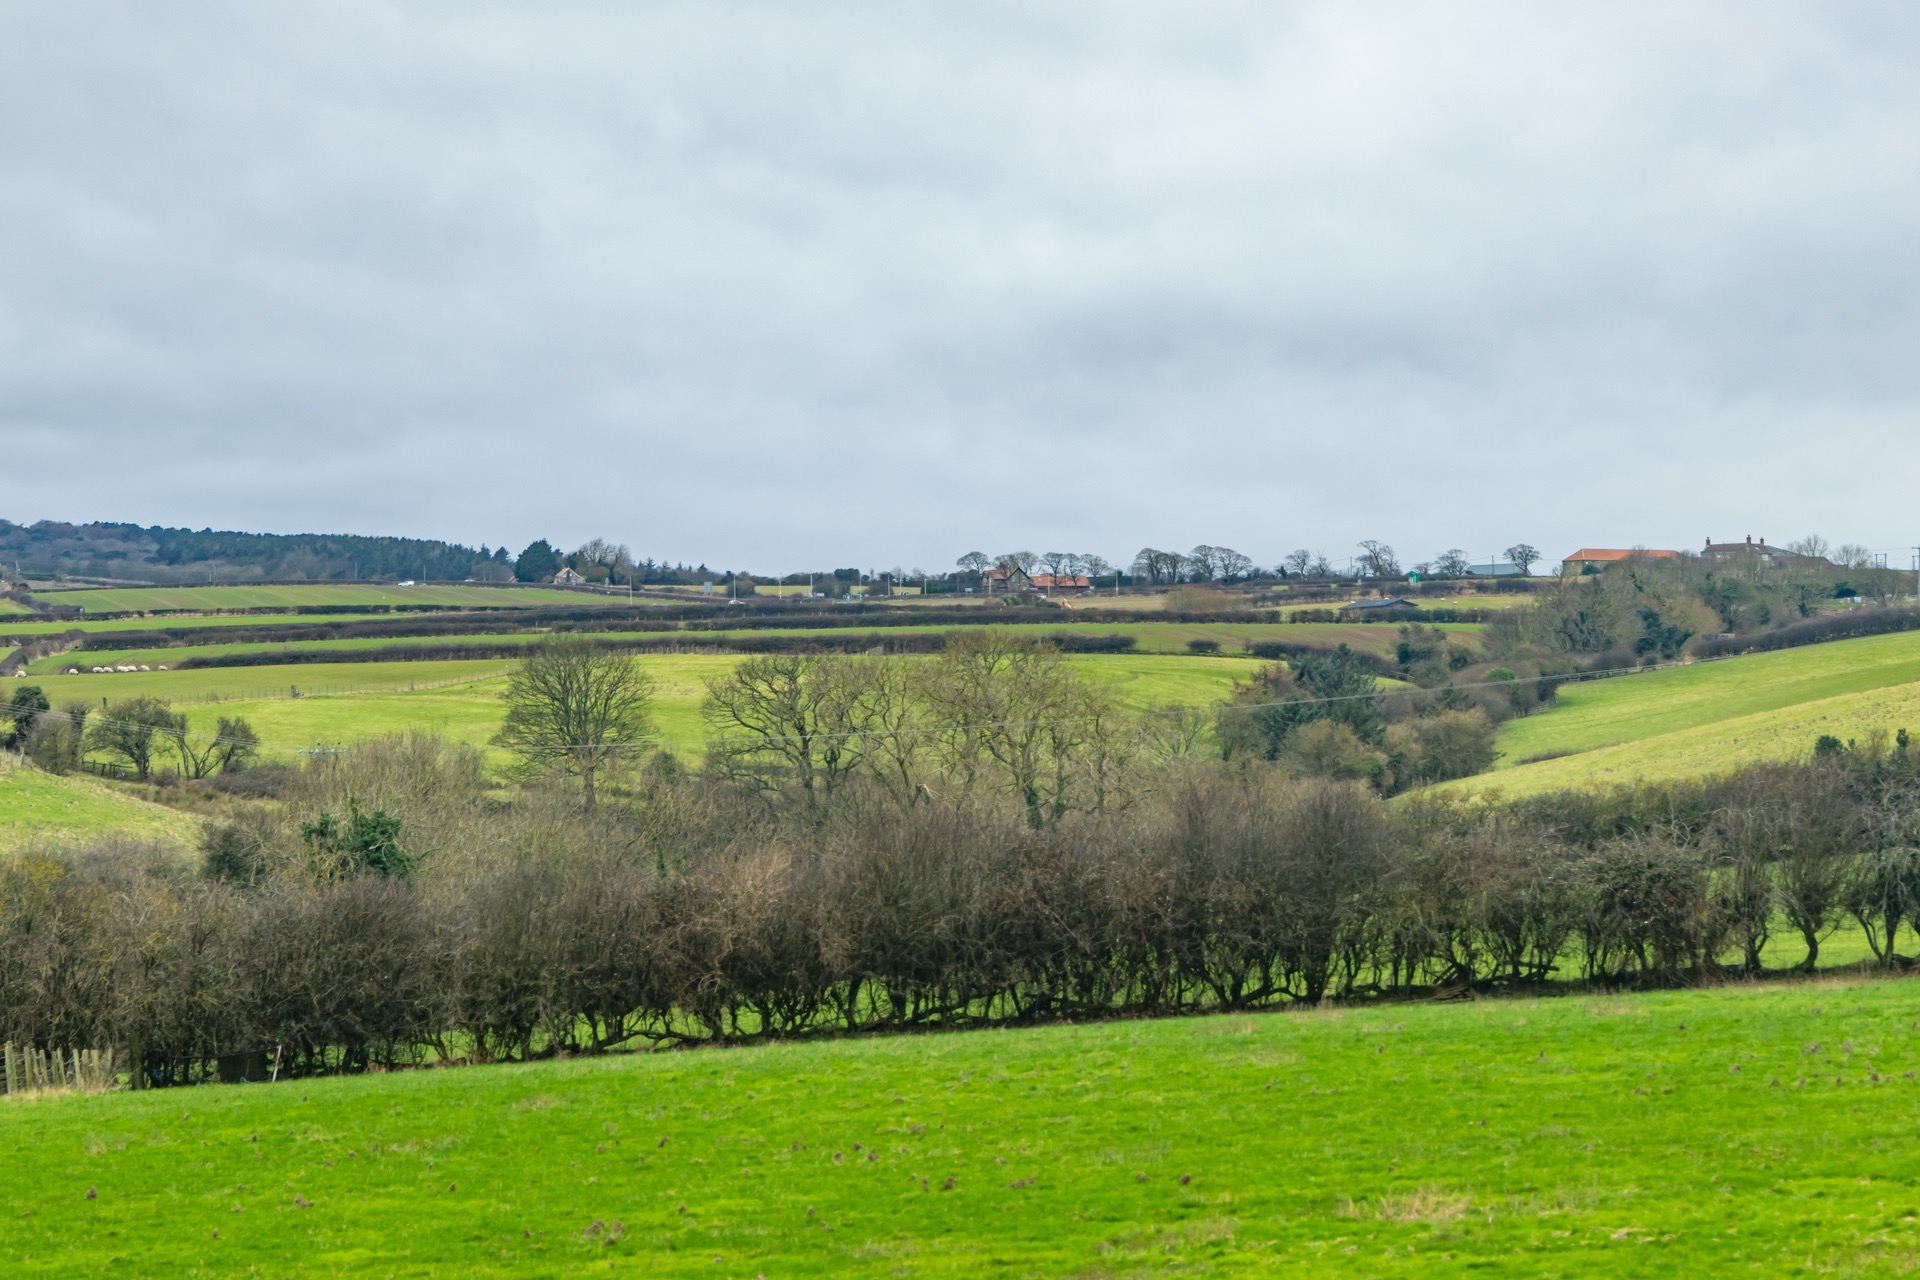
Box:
[5,671,1918,1083]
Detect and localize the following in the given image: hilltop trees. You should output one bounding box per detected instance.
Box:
[1505,543,1540,576]
[1357,541,1400,579]
[513,539,562,583]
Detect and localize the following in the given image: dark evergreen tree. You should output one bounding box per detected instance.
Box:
[513,539,562,583]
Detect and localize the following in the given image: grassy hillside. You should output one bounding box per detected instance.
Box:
[4,612,401,640]
[6,975,1918,1276]
[32,584,629,612]
[18,620,1473,673]
[1497,631,1920,766]
[1431,631,1920,799]
[0,756,196,851]
[1456,680,1920,800]
[25,654,1265,762]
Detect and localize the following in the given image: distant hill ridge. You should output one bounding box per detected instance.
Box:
[0,518,506,585]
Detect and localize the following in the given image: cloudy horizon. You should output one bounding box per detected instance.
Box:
[3,2,1918,574]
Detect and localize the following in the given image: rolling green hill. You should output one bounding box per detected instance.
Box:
[0,756,197,850]
[19,653,1266,765]
[19,619,1468,675]
[30,583,631,612]
[1439,630,1920,798]
[5,975,1917,1276]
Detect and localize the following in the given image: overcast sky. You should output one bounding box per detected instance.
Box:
[3,3,1918,573]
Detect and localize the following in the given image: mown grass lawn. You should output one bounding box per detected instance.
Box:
[6,976,1919,1277]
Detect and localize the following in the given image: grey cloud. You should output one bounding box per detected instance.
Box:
[2,2,1918,570]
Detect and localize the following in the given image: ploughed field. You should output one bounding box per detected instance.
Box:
[5,976,1918,1277]
[1446,630,1920,799]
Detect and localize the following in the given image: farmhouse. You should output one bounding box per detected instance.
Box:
[550,566,588,585]
[986,566,1036,592]
[1560,547,1681,573]
[1030,573,1092,591]
[1701,536,1834,569]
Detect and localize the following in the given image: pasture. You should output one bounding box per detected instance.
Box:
[5,975,1918,1276]
[0,756,197,851]
[27,583,632,613]
[0,653,1270,846]
[16,619,1473,675]
[1439,631,1920,799]
[15,653,1265,760]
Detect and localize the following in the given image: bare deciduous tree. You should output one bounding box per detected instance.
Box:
[1504,544,1540,576]
[176,716,262,779]
[86,696,182,780]
[702,655,869,802]
[494,638,656,809]
[1357,541,1400,579]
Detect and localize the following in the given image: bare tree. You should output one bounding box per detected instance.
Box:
[1504,544,1540,576]
[999,550,1039,573]
[956,552,989,575]
[921,634,1089,826]
[494,638,656,809]
[1786,535,1831,561]
[1216,548,1255,581]
[86,696,182,780]
[1041,551,1075,578]
[1834,544,1876,570]
[1133,548,1184,585]
[1283,549,1313,577]
[1356,541,1400,579]
[702,655,870,802]
[1081,554,1115,585]
[175,716,262,779]
[1432,549,1470,579]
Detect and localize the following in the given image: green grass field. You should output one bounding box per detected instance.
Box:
[13,653,1266,764]
[1433,631,1920,799]
[3,613,400,640]
[29,584,634,612]
[0,757,196,851]
[17,620,1473,674]
[6,975,1919,1276]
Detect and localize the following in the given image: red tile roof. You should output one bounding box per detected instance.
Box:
[1562,548,1680,563]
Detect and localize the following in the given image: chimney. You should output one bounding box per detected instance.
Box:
[1745,534,1752,545]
